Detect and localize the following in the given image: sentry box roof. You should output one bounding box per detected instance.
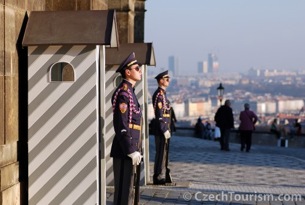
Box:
[22,10,118,47]
[106,43,156,66]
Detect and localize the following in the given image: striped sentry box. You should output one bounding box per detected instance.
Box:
[28,45,100,205]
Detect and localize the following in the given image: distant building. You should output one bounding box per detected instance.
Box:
[256,101,276,115]
[207,53,213,73]
[207,53,219,73]
[277,98,304,113]
[248,67,260,77]
[213,61,219,73]
[172,102,185,118]
[185,97,212,117]
[198,61,208,74]
[197,62,203,74]
[148,102,185,120]
[168,55,178,76]
[203,61,208,73]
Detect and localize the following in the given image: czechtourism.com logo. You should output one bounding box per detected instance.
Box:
[182,191,303,202]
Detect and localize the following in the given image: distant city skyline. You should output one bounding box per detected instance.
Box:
[144,0,305,75]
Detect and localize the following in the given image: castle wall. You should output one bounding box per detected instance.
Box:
[0,0,144,204]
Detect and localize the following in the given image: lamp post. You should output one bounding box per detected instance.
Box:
[217,83,224,105]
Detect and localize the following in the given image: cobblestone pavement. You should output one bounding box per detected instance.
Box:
[106,134,305,204]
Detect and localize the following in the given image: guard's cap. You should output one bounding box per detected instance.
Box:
[116,52,142,74]
[155,70,169,80]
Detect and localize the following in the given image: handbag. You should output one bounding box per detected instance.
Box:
[214,126,221,139]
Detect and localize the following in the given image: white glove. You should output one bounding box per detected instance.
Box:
[128,151,142,165]
[164,130,171,139]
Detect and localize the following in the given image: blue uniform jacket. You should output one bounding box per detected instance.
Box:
[110,80,142,159]
[152,87,171,135]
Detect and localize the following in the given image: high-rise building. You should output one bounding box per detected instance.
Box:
[207,53,214,73]
[197,62,203,74]
[198,61,209,74]
[207,53,219,73]
[168,55,178,76]
[203,61,208,73]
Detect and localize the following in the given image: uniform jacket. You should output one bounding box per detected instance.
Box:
[214,105,234,129]
[152,87,171,135]
[110,80,142,159]
[239,110,258,131]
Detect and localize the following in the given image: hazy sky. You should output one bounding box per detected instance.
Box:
[144,0,305,75]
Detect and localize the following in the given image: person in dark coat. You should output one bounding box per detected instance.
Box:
[152,70,172,185]
[110,52,143,205]
[214,99,234,151]
[194,116,205,138]
[270,118,281,139]
[294,119,302,136]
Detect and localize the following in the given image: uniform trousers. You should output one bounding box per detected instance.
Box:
[240,130,253,151]
[113,157,134,205]
[154,134,167,179]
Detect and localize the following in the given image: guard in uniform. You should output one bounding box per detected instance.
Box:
[110,52,143,205]
[152,70,172,185]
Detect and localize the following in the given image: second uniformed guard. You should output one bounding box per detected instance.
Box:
[110,52,143,205]
[152,70,172,185]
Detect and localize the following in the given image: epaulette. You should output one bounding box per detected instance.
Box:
[157,90,164,99]
[112,82,141,124]
[122,83,128,91]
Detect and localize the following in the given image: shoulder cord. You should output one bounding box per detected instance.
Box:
[112,86,141,123]
[153,91,171,112]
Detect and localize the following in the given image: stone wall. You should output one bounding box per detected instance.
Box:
[1,1,25,204]
[0,0,145,204]
[108,0,145,44]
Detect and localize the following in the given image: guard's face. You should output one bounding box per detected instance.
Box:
[161,76,170,87]
[127,64,142,81]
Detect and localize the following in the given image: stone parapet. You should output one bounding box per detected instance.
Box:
[174,127,305,148]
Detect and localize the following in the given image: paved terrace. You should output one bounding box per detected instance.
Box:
[106,133,305,204]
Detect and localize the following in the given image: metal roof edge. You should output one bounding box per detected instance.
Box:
[106,43,156,66]
[22,10,119,46]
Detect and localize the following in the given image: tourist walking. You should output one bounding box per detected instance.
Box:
[239,103,258,152]
[214,100,234,151]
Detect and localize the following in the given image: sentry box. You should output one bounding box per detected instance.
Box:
[22,10,118,205]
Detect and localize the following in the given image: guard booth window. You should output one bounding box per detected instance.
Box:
[114,74,122,87]
[50,62,75,81]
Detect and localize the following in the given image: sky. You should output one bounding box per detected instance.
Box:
[144,0,305,75]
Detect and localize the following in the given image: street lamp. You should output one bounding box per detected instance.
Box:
[217,83,224,105]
